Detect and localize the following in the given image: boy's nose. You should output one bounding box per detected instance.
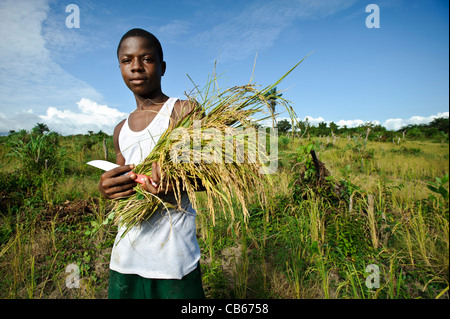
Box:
[131,58,144,72]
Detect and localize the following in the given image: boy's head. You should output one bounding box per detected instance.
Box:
[117,28,166,101]
[117,28,163,62]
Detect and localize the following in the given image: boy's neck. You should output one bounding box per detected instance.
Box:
[134,92,169,110]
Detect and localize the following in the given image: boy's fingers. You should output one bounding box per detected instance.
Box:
[152,162,160,184]
[143,176,158,194]
[103,164,135,178]
[100,164,136,187]
[103,183,136,198]
[108,188,136,199]
[98,162,138,199]
[101,173,136,188]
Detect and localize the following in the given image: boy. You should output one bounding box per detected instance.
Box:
[98,28,205,299]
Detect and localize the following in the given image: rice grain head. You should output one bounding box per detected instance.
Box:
[112,57,307,235]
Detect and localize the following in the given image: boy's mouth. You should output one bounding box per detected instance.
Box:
[130,77,147,84]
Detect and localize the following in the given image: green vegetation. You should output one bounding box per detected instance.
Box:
[294,116,449,143]
[0,121,448,299]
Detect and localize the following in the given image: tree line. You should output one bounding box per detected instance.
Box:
[275,116,449,142]
[3,116,449,143]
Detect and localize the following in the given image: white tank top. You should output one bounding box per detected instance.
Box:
[110,97,201,279]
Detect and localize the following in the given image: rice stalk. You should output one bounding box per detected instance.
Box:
[112,58,307,235]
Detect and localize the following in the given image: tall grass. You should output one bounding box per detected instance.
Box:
[196,136,448,299]
[0,121,448,299]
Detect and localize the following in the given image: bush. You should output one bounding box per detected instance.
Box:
[9,131,65,176]
[276,119,292,133]
[278,136,291,150]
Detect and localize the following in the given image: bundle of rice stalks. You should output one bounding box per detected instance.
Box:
[112,58,306,235]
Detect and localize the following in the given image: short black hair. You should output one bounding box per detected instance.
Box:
[117,28,164,62]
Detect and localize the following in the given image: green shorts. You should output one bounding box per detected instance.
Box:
[108,263,205,299]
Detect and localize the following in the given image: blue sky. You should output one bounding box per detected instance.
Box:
[0,0,448,135]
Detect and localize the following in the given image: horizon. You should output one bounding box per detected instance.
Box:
[3,112,448,137]
[0,0,448,136]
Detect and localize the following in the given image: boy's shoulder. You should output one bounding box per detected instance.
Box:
[172,98,196,124]
[113,118,126,138]
[173,98,192,111]
[115,118,127,130]
[112,118,126,153]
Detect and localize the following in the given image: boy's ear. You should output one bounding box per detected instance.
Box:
[161,61,166,76]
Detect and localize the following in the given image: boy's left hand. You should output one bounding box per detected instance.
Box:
[142,162,173,195]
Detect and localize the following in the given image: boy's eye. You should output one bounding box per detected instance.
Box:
[121,58,131,63]
[143,57,153,63]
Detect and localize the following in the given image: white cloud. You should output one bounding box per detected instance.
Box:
[303,116,326,126]
[335,119,364,127]
[383,112,449,131]
[0,0,103,119]
[0,98,126,135]
[39,98,127,135]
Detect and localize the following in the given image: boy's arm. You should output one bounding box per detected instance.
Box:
[98,120,138,199]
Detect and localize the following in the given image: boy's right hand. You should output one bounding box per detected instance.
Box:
[99,164,137,199]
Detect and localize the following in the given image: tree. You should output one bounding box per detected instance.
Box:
[32,123,50,135]
[400,117,449,140]
[264,87,283,127]
[276,119,292,134]
[317,122,328,136]
[329,122,339,134]
[429,117,449,134]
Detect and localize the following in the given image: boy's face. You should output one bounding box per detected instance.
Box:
[118,36,166,100]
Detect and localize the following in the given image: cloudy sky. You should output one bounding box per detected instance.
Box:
[0,0,448,135]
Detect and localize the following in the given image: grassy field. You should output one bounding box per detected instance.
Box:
[0,131,448,299]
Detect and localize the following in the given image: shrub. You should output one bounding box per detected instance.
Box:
[9,131,65,176]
